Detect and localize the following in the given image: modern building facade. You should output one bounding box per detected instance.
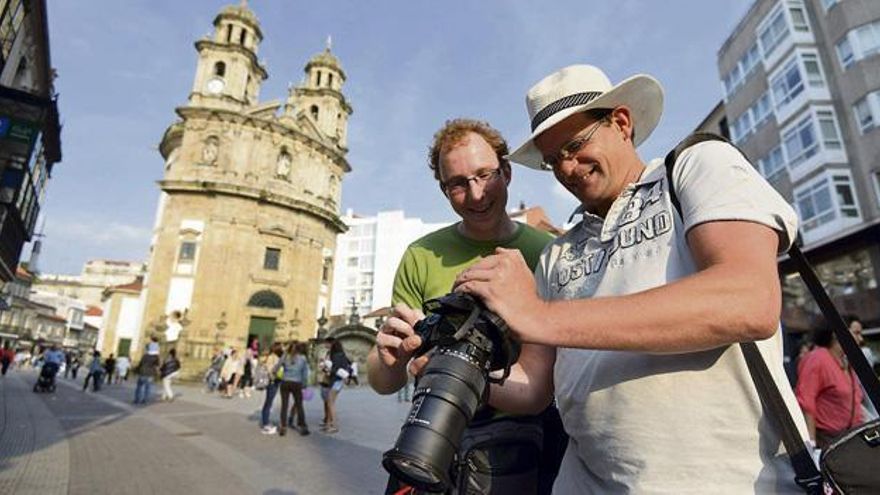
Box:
[28,288,88,351]
[0,0,61,285]
[714,0,880,331]
[140,2,352,374]
[329,210,449,317]
[0,266,65,350]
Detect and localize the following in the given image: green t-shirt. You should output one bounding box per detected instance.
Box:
[392,223,554,311]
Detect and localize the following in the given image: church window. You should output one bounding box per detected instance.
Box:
[178,241,197,262]
[329,175,338,197]
[311,105,319,121]
[328,73,334,88]
[247,290,284,309]
[263,248,280,270]
[240,28,247,46]
[226,25,233,43]
[316,71,322,86]
[214,61,226,77]
[322,258,332,284]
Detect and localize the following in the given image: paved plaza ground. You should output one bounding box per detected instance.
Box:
[0,368,412,494]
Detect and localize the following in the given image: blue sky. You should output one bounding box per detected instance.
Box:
[36,0,753,274]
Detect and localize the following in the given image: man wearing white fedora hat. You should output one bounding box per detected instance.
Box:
[443,65,808,492]
[368,119,568,493]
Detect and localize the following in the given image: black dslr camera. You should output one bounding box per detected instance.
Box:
[382,292,521,492]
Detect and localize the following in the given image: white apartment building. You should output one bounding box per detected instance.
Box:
[710,0,880,331]
[330,210,450,317]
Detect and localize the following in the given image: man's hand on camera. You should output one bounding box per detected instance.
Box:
[452,247,547,344]
[376,303,426,372]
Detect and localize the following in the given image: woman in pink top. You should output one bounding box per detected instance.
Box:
[796,325,863,449]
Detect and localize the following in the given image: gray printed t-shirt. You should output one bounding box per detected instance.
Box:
[535,141,808,494]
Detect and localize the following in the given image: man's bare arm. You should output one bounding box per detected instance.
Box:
[488,342,556,415]
[456,220,783,353]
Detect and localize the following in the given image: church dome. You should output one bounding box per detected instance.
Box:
[306,48,345,79]
[219,3,258,24]
[214,1,262,40]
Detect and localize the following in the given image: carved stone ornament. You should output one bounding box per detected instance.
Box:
[276,151,292,179]
[201,136,219,165]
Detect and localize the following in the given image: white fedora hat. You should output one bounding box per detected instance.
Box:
[508,64,664,170]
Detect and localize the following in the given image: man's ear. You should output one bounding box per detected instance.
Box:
[611,106,635,142]
[501,161,512,185]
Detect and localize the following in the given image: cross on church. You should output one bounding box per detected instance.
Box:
[348,297,360,325]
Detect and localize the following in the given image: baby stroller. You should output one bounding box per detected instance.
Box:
[33,362,59,393]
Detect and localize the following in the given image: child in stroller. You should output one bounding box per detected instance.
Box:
[34,361,59,393]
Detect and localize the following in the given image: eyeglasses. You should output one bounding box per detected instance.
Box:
[541,116,609,171]
[441,168,503,196]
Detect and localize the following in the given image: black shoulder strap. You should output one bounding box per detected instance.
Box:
[663,132,731,217]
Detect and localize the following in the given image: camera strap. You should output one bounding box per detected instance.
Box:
[452,305,482,342]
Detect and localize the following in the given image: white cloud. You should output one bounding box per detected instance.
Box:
[50,220,151,245]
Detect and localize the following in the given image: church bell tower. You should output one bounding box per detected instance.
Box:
[189,1,268,110]
[287,38,353,150]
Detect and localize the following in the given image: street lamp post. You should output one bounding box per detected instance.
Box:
[288,308,302,342]
[307,309,330,386]
[214,312,228,348]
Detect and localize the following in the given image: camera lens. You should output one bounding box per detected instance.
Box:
[384,452,443,486]
[382,341,488,492]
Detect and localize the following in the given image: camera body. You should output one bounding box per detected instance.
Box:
[382,292,520,492]
[412,292,520,376]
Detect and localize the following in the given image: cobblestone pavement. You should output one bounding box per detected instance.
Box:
[0,369,413,495]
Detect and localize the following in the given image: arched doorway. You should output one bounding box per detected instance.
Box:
[247,290,284,351]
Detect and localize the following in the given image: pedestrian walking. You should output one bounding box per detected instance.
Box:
[258,343,283,434]
[1,343,14,376]
[220,348,242,398]
[205,348,224,392]
[796,324,864,450]
[347,361,359,386]
[239,347,255,398]
[115,355,131,383]
[15,349,31,370]
[160,348,181,402]
[274,342,311,436]
[133,338,161,404]
[104,353,116,385]
[63,350,72,379]
[70,354,80,379]
[82,350,104,392]
[320,339,350,434]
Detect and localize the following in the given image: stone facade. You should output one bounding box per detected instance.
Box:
[139,3,352,377]
[33,259,145,308]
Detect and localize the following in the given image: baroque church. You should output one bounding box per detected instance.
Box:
[139,2,352,375]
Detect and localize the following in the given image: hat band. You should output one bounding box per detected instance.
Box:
[530,91,603,131]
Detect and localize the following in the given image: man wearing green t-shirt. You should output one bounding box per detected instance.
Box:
[368,119,566,494]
